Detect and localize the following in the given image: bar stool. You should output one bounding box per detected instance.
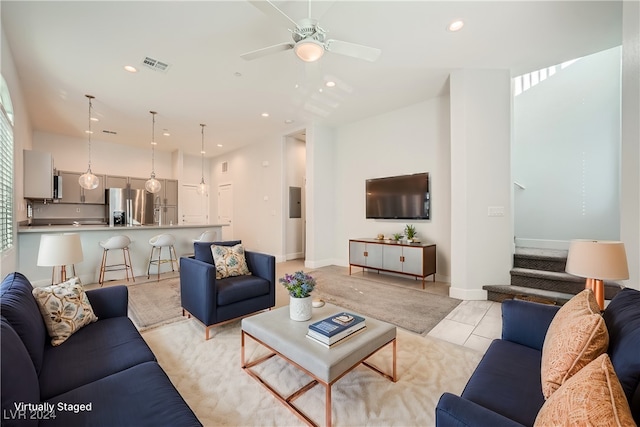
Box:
[99,235,134,286]
[193,230,217,243]
[147,234,178,281]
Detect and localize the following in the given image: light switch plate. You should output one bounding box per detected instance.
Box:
[488,206,505,217]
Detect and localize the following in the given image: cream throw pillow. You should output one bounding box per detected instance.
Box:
[540,289,609,399]
[211,244,251,279]
[32,278,98,346]
[535,354,635,426]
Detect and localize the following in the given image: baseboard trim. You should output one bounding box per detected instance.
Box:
[304,259,334,269]
[449,286,488,301]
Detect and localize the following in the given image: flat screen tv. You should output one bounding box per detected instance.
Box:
[366,173,430,219]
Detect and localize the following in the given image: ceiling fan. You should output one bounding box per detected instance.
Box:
[241,0,381,63]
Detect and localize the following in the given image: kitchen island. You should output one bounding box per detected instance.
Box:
[18,223,227,286]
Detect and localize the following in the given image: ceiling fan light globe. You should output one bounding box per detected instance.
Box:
[78,171,99,190]
[294,39,324,62]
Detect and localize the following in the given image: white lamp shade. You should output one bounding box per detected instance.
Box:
[294,38,325,62]
[78,171,99,190]
[565,240,629,281]
[37,233,84,267]
[145,177,162,194]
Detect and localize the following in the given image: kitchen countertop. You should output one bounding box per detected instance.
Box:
[18,223,228,233]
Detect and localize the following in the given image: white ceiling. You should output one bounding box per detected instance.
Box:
[1,1,623,157]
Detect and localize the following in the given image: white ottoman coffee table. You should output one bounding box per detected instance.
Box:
[241,303,397,427]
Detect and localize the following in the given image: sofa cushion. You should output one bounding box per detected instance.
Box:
[32,278,98,346]
[211,244,251,279]
[42,362,201,427]
[461,339,545,427]
[603,287,640,423]
[1,317,40,427]
[39,317,156,399]
[194,240,241,265]
[217,275,270,306]
[0,272,47,374]
[540,289,608,399]
[535,354,635,427]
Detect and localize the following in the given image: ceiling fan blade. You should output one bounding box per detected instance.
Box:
[325,39,381,62]
[240,42,294,61]
[248,0,299,29]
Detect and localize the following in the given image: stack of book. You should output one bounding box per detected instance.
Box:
[306,312,366,348]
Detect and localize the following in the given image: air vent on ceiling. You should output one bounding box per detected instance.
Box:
[102,130,117,135]
[221,161,228,173]
[142,56,171,72]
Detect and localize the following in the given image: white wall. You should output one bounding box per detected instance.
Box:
[513,47,622,246]
[305,124,336,268]
[332,98,452,280]
[450,69,513,300]
[210,135,284,258]
[621,0,640,290]
[33,131,174,180]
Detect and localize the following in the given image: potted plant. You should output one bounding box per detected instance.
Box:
[393,233,403,242]
[279,271,317,321]
[405,224,417,243]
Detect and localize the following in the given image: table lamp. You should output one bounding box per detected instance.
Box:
[37,233,84,284]
[565,240,629,310]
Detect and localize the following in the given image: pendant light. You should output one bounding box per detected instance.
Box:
[144,111,162,194]
[78,94,99,190]
[196,123,207,195]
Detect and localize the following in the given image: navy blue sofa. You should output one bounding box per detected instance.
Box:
[436,287,640,426]
[1,272,201,427]
[180,240,275,339]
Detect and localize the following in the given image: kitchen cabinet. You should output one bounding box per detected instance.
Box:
[58,171,105,204]
[129,177,147,191]
[24,150,54,199]
[163,179,178,206]
[349,238,436,288]
[105,175,128,189]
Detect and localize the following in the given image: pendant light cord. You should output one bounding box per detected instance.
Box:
[86,95,94,172]
[200,123,206,183]
[150,111,157,177]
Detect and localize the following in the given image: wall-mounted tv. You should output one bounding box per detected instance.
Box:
[366,173,430,219]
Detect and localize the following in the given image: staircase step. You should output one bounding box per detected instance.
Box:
[514,247,568,272]
[510,268,623,299]
[484,284,572,305]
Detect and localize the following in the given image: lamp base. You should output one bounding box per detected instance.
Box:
[50,264,78,285]
[585,278,605,311]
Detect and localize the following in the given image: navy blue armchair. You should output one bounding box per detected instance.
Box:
[179,241,276,339]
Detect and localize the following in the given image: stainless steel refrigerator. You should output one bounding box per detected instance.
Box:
[106,188,155,226]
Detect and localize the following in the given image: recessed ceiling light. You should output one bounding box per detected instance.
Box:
[325,81,336,88]
[124,65,138,73]
[447,20,464,32]
[90,117,99,122]
[151,141,157,146]
[200,150,206,154]
[217,144,223,148]
[261,112,269,117]
[162,129,170,136]
[85,130,93,134]
[284,119,294,124]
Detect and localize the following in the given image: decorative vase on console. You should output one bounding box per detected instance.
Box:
[279,271,317,321]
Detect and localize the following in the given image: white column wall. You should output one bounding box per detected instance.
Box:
[305,124,335,268]
[449,69,512,300]
[621,0,640,290]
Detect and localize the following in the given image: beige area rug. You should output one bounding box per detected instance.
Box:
[127,277,184,331]
[310,269,461,336]
[142,319,482,427]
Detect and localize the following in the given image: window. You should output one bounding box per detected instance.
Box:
[0,75,14,253]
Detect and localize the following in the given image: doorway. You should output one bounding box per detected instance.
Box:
[284,131,306,260]
[181,184,208,224]
[218,183,233,240]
